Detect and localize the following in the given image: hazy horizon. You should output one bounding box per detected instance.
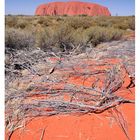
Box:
[5,0,135,16]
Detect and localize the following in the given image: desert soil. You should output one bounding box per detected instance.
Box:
[5,38,135,140]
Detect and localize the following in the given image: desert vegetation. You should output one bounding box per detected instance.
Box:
[6,15,135,52]
[5,15,135,140]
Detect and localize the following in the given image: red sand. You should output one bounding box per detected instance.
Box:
[35,1,111,16]
[6,104,134,140]
[5,57,135,140]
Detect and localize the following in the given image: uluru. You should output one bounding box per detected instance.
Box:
[35,1,111,16]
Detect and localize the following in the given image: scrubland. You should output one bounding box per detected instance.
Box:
[6,15,135,52]
[5,15,135,140]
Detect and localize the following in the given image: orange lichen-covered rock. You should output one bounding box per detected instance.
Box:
[35,1,111,16]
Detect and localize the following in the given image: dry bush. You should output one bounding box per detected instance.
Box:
[5,25,123,52]
[95,16,135,31]
[85,26,123,46]
[128,18,135,30]
[36,25,123,52]
[71,28,90,47]
[34,24,74,52]
[6,15,135,30]
[37,17,53,26]
[5,40,135,138]
[112,16,135,30]
[5,16,18,28]
[35,27,58,51]
[54,24,74,51]
[37,27,122,52]
[93,16,112,27]
[65,16,94,29]
[15,20,28,29]
[5,15,133,52]
[5,28,35,49]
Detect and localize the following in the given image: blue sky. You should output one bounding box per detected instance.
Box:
[5,0,135,16]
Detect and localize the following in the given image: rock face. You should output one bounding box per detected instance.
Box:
[35,1,111,16]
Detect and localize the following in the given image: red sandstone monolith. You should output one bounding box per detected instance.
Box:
[35,1,111,16]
